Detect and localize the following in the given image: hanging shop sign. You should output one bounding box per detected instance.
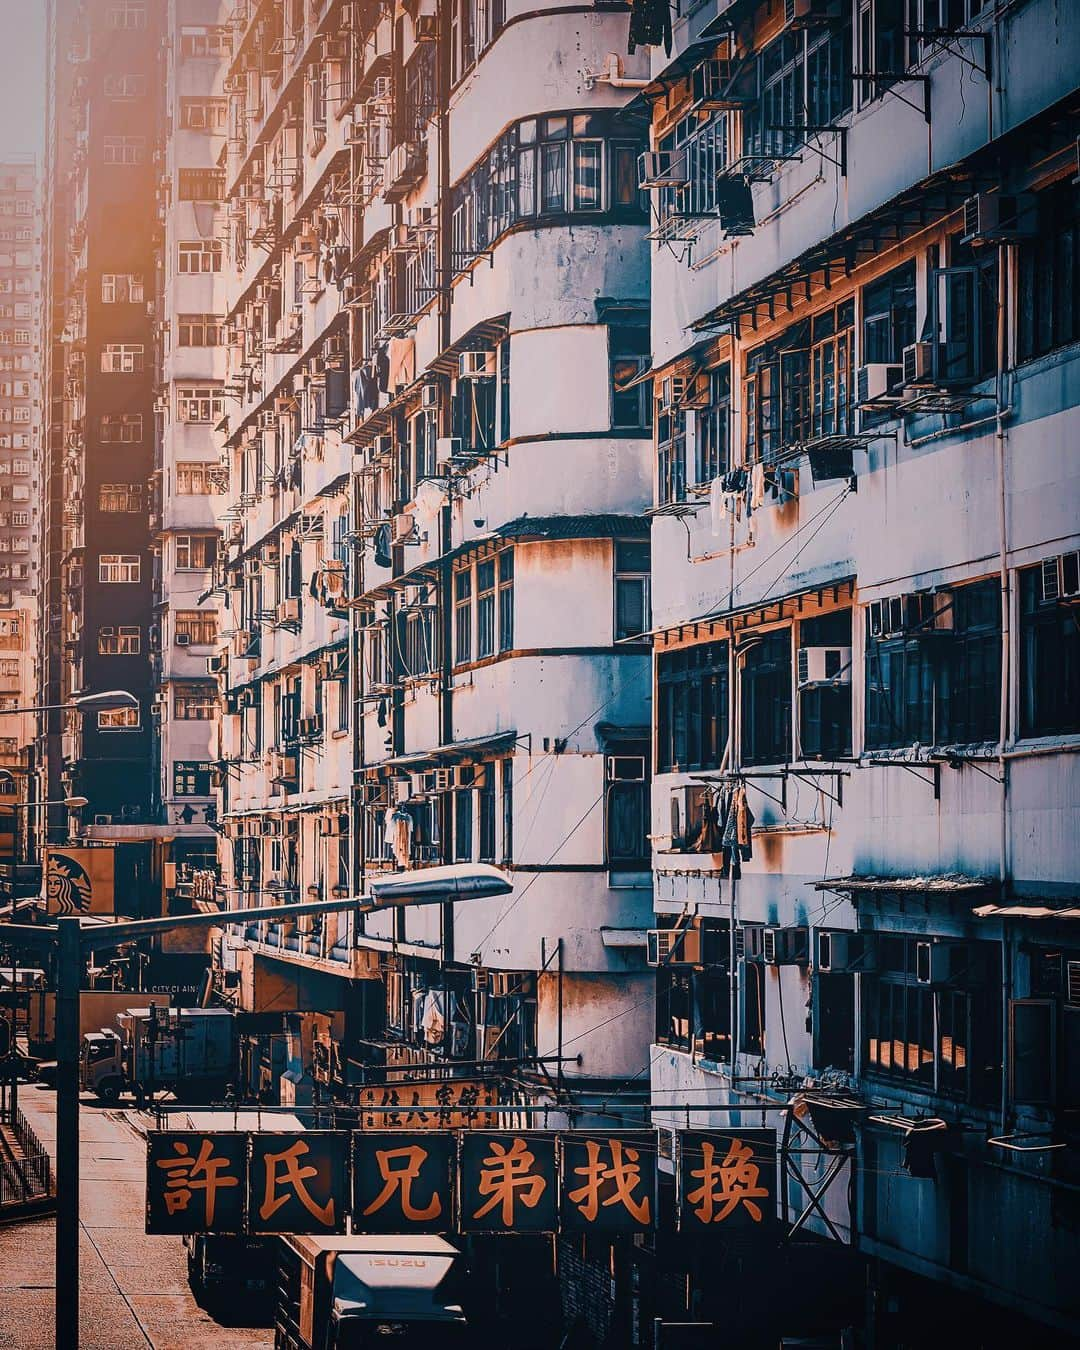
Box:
[43,847,116,916]
[146,1127,777,1237]
[357,1079,500,1129]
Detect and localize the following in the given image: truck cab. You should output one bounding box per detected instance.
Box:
[78,1030,124,1102]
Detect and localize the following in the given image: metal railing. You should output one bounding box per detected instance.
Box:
[0,1103,54,1208]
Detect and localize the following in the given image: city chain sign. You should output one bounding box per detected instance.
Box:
[146,1127,777,1237]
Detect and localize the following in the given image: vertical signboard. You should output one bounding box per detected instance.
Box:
[247,1131,349,1235]
[352,1131,456,1233]
[677,1129,777,1231]
[559,1133,657,1232]
[459,1132,559,1233]
[146,1131,246,1235]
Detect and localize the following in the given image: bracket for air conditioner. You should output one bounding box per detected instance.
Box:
[763,125,847,175]
[864,756,940,798]
[905,28,991,80]
[852,71,931,122]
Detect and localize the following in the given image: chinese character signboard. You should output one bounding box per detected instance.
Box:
[146,1125,779,1237]
[147,1132,246,1235]
[459,1133,558,1233]
[248,1132,348,1235]
[678,1129,777,1232]
[358,1079,499,1129]
[353,1132,455,1233]
[560,1133,656,1232]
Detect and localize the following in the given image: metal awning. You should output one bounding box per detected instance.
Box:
[371,731,519,770]
[973,902,1080,921]
[814,874,994,894]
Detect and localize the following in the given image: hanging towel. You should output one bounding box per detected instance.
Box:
[710,476,726,533]
[750,461,766,510]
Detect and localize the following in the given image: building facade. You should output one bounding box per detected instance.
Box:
[40,0,162,832]
[639,0,1080,1341]
[153,0,231,874]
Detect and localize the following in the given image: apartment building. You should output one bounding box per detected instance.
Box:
[210,0,655,1131]
[40,0,162,830]
[635,0,1080,1342]
[153,0,231,874]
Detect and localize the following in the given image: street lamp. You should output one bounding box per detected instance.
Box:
[0,861,512,1350]
[0,688,139,717]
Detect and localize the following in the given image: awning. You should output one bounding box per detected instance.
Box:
[973,902,1080,921]
[814,874,994,894]
[371,731,519,770]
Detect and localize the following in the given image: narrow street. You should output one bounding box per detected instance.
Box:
[0,1085,272,1350]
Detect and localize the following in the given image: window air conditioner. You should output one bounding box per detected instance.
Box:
[392,776,411,804]
[797,646,851,688]
[902,341,935,387]
[816,929,875,973]
[488,971,534,997]
[857,363,903,405]
[915,940,970,987]
[1066,960,1080,1006]
[646,926,702,967]
[392,512,416,544]
[276,597,300,623]
[175,632,192,647]
[421,382,439,409]
[736,924,766,963]
[459,350,496,380]
[415,13,437,40]
[295,232,319,257]
[433,766,454,792]
[636,151,687,190]
[762,926,809,965]
[1040,551,1080,605]
[668,784,706,851]
[961,192,1037,245]
[373,434,393,458]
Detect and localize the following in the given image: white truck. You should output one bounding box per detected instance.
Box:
[79,1005,234,1104]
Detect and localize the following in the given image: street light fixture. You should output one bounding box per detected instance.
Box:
[0,861,513,1350]
[0,689,139,717]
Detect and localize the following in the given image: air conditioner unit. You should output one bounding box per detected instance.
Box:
[207,653,227,675]
[736,924,765,963]
[415,12,437,40]
[432,766,454,792]
[460,350,496,380]
[276,597,300,623]
[646,926,702,967]
[961,192,1037,245]
[435,436,462,466]
[857,363,904,405]
[421,382,439,409]
[298,715,321,738]
[93,814,112,826]
[373,433,393,458]
[488,971,534,997]
[915,940,971,987]
[1066,959,1080,1005]
[902,341,935,387]
[797,645,851,688]
[637,150,687,189]
[668,784,706,851]
[658,374,687,412]
[323,36,347,62]
[816,929,876,973]
[392,776,411,804]
[763,926,809,965]
[175,632,192,647]
[296,232,319,257]
[1040,551,1080,604]
[392,512,415,544]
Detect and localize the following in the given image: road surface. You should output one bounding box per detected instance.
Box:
[0,1083,272,1349]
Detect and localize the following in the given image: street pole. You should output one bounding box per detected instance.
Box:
[55,916,81,1349]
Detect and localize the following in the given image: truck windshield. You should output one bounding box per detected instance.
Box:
[335,1321,466,1349]
[85,1040,115,1063]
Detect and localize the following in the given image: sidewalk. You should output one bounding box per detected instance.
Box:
[0,1084,272,1349]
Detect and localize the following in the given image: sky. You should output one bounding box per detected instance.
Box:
[0,0,46,163]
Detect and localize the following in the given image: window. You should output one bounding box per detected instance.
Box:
[174,684,216,720]
[865,579,1001,749]
[99,554,140,583]
[476,559,496,659]
[179,99,228,131]
[178,314,224,347]
[103,136,145,165]
[932,236,998,385]
[176,462,223,494]
[98,706,140,729]
[178,169,225,201]
[176,386,224,422]
[610,326,651,431]
[101,273,143,303]
[175,611,217,646]
[657,405,687,506]
[98,482,142,513]
[100,413,142,443]
[180,25,231,58]
[104,73,146,98]
[108,2,146,28]
[740,948,766,1056]
[864,934,1001,1103]
[614,539,650,642]
[1018,177,1080,365]
[12,329,29,345]
[656,953,731,1059]
[173,760,213,796]
[178,240,222,274]
[11,408,28,424]
[695,366,731,485]
[478,772,496,862]
[862,261,917,365]
[10,511,28,527]
[797,610,853,759]
[450,112,645,271]
[402,607,437,678]
[454,567,472,665]
[606,753,649,865]
[1019,562,1080,737]
[657,640,730,772]
[101,344,144,373]
[498,550,514,652]
[741,630,792,766]
[744,19,852,160]
[98,625,140,655]
[175,535,217,570]
[501,758,513,863]
[453,787,473,861]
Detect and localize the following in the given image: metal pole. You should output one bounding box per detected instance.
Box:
[55,915,81,1350]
